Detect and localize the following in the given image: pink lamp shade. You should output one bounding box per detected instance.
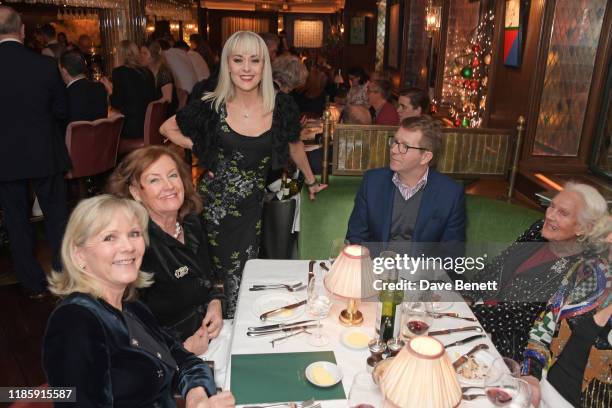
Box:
[379,336,462,408]
[324,244,376,325]
[325,244,377,299]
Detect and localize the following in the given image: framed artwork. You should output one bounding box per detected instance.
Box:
[349,16,366,45]
[504,0,529,67]
[387,3,400,69]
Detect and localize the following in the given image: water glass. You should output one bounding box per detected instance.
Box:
[307,265,331,347]
[348,372,383,408]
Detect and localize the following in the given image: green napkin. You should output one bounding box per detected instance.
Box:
[230,351,347,404]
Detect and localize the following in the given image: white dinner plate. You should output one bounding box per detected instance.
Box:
[450,346,494,386]
[252,293,306,322]
[305,361,343,387]
[341,328,373,350]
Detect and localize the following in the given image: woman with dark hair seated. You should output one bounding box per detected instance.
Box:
[464,183,608,362]
[43,195,234,407]
[107,146,224,355]
[346,66,369,107]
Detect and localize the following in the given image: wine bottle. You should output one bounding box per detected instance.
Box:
[376,252,401,342]
[281,172,291,200]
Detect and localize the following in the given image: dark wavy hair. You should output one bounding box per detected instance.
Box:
[106,146,203,221]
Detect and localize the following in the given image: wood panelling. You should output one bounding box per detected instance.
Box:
[487,0,545,129]
[206,10,278,52]
[341,0,379,75]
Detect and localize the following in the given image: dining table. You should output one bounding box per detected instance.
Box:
[218,259,509,407]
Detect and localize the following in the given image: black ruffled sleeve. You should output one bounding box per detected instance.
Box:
[270,92,301,170]
[175,99,220,170]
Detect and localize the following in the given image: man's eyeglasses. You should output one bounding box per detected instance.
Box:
[388,138,429,154]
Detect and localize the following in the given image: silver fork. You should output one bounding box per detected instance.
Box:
[250,283,305,292]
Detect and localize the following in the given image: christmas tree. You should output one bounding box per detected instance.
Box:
[443,10,494,128]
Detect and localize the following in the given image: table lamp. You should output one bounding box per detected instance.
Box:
[324,244,376,326]
[379,336,462,408]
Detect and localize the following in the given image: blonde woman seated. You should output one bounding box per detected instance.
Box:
[43,195,234,408]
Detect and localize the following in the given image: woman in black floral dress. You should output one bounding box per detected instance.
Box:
[463,183,608,361]
[161,31,326,317]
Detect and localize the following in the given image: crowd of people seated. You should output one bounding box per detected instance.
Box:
[0,5,609,407]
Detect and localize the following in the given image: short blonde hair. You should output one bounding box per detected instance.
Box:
[563,182,608,232]
[203,31,275,113]
[48,195,153,300]
[118,40,143,68]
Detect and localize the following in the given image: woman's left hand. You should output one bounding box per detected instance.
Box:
[203,299,223,338]
[307,183,328,201]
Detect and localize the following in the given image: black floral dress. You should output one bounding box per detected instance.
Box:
[463,220,585,361]
[176,93,301,317]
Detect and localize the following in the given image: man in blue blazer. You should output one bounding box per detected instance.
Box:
[346,116,465,248]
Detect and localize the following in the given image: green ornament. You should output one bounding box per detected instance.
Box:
[461,66,473,79]
[461,117,470,127]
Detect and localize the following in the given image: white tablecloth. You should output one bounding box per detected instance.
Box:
[221,259,505,407]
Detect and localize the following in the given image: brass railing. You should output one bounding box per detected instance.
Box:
[320,114,526,200]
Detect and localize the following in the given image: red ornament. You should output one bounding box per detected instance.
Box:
[472,57,480,67]
[470,80,479,90]
[454,119,461,127]
[464,80,471,89]
[472,44,481,53]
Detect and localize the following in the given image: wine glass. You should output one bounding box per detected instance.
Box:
[329,238,347,266]
[307,265,332,347]
[399,301,433,339]
[484,373,532,407]
[489,357,521,378]
[348,372,383,408]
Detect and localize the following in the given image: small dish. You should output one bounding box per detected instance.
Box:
[252,293,306,323]
[341,328,372,350]
[451,347,494,386]
[305,361,342,387]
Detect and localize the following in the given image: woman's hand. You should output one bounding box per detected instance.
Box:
[307,182,328,201]
[203,299,223,338]
[207,391,235,408]
[522,375,541,408]
[183,326,210,355]
[160,116,194,149]
[593,303,612,326]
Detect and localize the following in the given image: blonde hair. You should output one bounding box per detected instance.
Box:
[203,31,275,113]
[563,182,608,232]
[48,195,153,300]
[118,40,143,68]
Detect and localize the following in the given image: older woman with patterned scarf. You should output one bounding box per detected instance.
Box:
[464,183,608,363]
[522,215,611,408]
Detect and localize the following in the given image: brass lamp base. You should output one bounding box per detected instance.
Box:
[338,298,363,326]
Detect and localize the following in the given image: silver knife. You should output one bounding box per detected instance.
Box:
[259,299,307,321]
[248,319,316,332]
[429,326,484,336]
[444,333,487,348]
[247,324,317,337]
